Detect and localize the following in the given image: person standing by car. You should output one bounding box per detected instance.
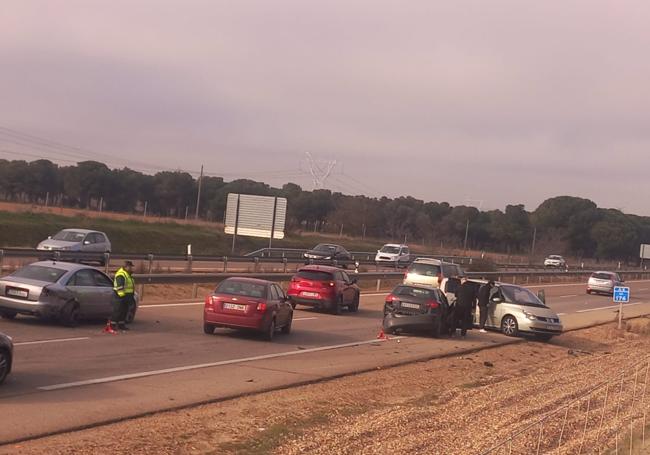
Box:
[477,280,495,333]
[453,276,477,337]
[112,260,136,331]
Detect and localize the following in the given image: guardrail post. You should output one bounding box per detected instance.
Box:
[186,254,193,273]
[283,257,288,273]
[254,257,260,272]
[104,252,110,274]
[147,254,154,274]
[54,250,61,262]
[376,279,381,291]
[192,283,198,298]
[0,249,4,272]
[223,256,228,272]
[333,259,338,268]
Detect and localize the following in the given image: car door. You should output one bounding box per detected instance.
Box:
[90,269,117,318]
[400,247,410,264]
[273,284,291,325]
[66,269,100,317]
[488,286,505,328]
[339,271,356,304]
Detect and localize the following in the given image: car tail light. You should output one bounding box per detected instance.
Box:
[385,294,398,303]
[256,302,267,312]
[428,300,440,309]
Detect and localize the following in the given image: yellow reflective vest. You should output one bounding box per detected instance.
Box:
[113,267,135,298]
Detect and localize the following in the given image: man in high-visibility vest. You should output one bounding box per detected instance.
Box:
[112,260,135,330]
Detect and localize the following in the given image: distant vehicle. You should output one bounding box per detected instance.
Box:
[0,261,137,326]
[303,243,352,264]
[375,244,411,267]
[587,271,624,295]
[403,258,464,291]
[37,229,112,253]
[203,277,293,341]
[543,255,566,268]
[383,284,449,338]
[472,280,563,341]
[287,265,360,315]
[0,331,12,385]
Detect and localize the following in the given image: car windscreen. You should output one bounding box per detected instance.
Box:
[380,246,400,254]
[592,272,614,280]
[313,244,336,252]
[216,280,267,299]
[407,263,441,277]
[548,256,562,260]
[296,270,334,281]
[10,265,67,283]
[394,286,437,300]
[500,285,547,308]
[52,231,86,242]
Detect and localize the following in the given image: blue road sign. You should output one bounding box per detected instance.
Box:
[613,286,630,303]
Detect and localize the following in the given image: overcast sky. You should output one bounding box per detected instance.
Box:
[1,1,649,214]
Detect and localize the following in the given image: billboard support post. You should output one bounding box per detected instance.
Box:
[231,194,240,254]
[269,197,278,250]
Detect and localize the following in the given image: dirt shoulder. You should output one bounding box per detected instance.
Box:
[3,319,650,455]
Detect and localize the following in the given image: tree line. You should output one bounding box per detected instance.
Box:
[1,158,648,261]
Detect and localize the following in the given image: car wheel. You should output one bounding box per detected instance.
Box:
[281,313,293,334]
[330,296,342,315]
[125,303,137,324]
[0,349,9,384]
[349,293,360,313]
[501,315,519,337]
[0,311,17,320]
[203,322,215,335]
[264,318,276,341]
[431,317,442,338]
[60,301,80,327]
[586,290,591,295]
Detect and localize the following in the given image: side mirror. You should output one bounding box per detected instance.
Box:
[491,296,502,304]
[83,240,91,245]
[537,289,546,304]
[47,235,52,239]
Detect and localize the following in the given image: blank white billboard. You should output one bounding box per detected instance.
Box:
[224,193,287,239]
[640,244,650,259]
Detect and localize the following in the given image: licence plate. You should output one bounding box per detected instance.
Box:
[6,288,28,298]
[401,302,420,309]
[545,324,557,330]
[223,303,246,311]
[301,292,319,298]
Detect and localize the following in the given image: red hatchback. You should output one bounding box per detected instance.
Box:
[204,277,293,341]
[287,265,360,315]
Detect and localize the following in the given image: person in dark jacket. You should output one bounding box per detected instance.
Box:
[477,280,495,333]
[453,276,477,337]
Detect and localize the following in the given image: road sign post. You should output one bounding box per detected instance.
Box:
[613,286,630,329]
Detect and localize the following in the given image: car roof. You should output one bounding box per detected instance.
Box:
[58,228,104,234]
[298,265,341,273]
[382,243,406,247]
[412,257,444,265]
[222,277,273,285]
[592,271,616,275]
[25,261,99,272]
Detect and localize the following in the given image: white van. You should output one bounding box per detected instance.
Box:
[375,244,410,266]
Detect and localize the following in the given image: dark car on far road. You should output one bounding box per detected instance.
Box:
[0,331,13,385]
[303,243,352,266]
[383,284,449,337]
[203,277,293,341]
[287,265,360,315]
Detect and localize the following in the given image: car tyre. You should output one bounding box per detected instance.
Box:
[264,318,276,341]
[349,293,360,313]
[60,301,80,327]
[0,349,9,384]
[0,311,17,320]
[281,313,293,334]
[203,322,215,335]
[501,315,518,337]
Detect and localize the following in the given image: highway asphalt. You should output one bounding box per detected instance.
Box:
[1,280,650,445]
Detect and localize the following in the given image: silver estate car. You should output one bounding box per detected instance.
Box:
[37,229,112,253]
[473,281,563,341]
[586,271,623,295]
[0,261,136,326]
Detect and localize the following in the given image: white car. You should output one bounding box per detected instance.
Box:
[375,244,410,266]
[543,255,566,268]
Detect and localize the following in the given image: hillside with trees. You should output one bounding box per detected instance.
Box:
[1,158,648,261]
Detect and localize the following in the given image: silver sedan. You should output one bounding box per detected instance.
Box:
[0,261,137,326]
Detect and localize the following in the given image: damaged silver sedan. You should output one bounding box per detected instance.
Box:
[0,261,137,326]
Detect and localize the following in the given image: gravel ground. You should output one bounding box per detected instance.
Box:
[2,319,650,455]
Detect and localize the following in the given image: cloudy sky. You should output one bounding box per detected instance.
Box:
[1,1,650,214]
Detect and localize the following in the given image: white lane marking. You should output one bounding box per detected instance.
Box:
[640,288,648,291]
[293,317,318,321]
[38,336,403,391]
[557,313,567,316]
[361,292,388,297]
[576,302,646,313]
[15,337,90,346]
[558,294,579,298]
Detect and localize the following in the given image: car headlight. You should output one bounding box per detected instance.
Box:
[522,310,537,320]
